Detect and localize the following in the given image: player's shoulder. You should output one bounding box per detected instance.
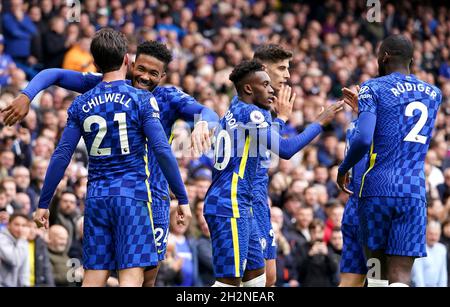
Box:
[133,88,159,113]
[240,103,269,127]
[359,76,389,93]
[158,85,193,102]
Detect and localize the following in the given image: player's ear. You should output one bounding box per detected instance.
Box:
[123,53,130,66]
[243,84,253,96]
[382,51,390,63]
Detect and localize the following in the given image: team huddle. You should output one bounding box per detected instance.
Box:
[1,28,442,287]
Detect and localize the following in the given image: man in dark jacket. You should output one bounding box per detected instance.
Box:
[296,219,338,287]
[194,201,214,286]
[26,220,54,286]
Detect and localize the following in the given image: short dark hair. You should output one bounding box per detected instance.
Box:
[229,60,265,92]
[90,28,128,73]
[136,40,173,71]
[309,219,324,231]
[9,213,29,223]
[379,34,413,64]
[253,44,293,63]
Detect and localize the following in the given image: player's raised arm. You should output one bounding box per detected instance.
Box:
[337,83,378,194]
[167,87,219,155]
[272,103,343,159]
[2,69,102,126]
[34,101,82,228]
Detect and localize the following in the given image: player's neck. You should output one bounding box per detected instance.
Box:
[385,65,410,76]
[238,95,253,104]
[102,69,127,83]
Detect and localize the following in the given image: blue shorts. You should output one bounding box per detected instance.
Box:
[151,197,171,261]
[253,202,277,260]
[358,197,427,257]
[83,197,158,270]
[205,215,265,278]
[340,197,367,274]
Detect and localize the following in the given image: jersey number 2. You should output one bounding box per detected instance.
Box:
[83,113,130,156]
[403,101,428,144]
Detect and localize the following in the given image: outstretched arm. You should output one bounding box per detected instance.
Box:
[37,127,81,209]
[166,87,219,156]
[34,126,81,229]
[2,69,102,126]
[22,69,102,100]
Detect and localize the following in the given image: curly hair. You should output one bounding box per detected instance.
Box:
[136,40,173,70]
[253,44,293,63]
[229,60,265,90]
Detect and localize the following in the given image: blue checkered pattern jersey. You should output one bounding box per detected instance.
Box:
[340,119,370,274]
[204,97,272,219]
[147,86,198,206]
[357,72,442,201]
[342,119,368,226]
[66,80,158,201]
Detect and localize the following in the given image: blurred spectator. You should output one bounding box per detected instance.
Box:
[290,206,314,248]
[323,201,344,244]
[271,206,298,287]
[303,185,326,221]
[0,34,16,87]
[155,234,183,287]
[437,168,450,202]
[42,16,75,68]
[47,225,70,287]
[0,213,30,287]
[12,166,37,212]
[1,0,36,69]
[25,220,54,287]
[192,168,212,202]
[1,177,18,211]
[49,191,81,257]
[297,219,338,287]
[0,187,11,230]
[169,203,199,286]
[15,192,31,217]
[281,194,302,232]
[62,35,96,73]
[0,150,15,177]
[412,220,448,287]
[29,158,49,196]
[440,218,450,286]
[193,200,214,286]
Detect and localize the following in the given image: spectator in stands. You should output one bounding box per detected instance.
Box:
[0,213,30,286]
[25,219,54,286]
[412,220,448,287]
[62,35,96,73]
[1,0,36,70]
[47,224,70,287]
[49,191,81,257]
[297,219,339,287]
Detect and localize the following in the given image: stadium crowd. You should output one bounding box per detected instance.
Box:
[0,0,449,287]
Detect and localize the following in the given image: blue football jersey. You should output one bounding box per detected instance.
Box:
[253,108,273,207]
[357,72,442,201]
[146,85,198,201]
[204,96,271,218]
[342,119,369,226]
[66,80,159,201]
